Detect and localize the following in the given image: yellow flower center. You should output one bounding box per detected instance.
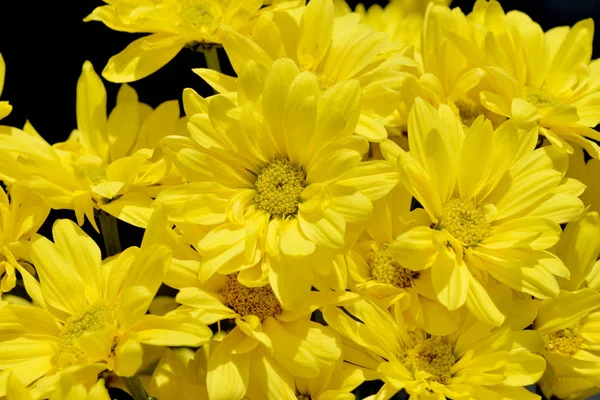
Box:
[178,0,221,34]
[296,395,312,400]
[455,99,483,127]
[368,248,419,289]
[545,323,583,356]
[60,303,114,354]
[255,159,306,218]
[407,338,455,382]
[525,87,557,109]
[220,275,283,320]
[437,198,492,247]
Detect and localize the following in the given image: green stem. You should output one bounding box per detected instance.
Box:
[123,376,155,400]
[98,211,122,257]
[202,45,221,72]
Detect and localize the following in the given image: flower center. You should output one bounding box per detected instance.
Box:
[220,275,283,320]
[60,303,114,354]
[437,198,491,247]
[455,99,483,127]
[178,0,221,34]
[368,248,419,289]
[525,87,557,109]
[545,323,583,356]
[407,338,455,382]
[255,159,306,218]
[296,395,312,400]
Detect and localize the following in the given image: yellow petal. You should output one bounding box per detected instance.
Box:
[100,192,154,228]
[431,254,469,311]
[107,84,140,160]
[102,34,187,83]
[465,276,505,326]
[535,288,600,334]
[206,336,250,400]
[76,61,108,161]
[6,374,34,400]
[269,258,313,311]
[387,227,438,272]
[114,339,143,377]
[458,116,494,201]
[132,315,212,347]
[297,0,334,69]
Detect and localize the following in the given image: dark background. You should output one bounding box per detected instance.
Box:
[0,1,599,399]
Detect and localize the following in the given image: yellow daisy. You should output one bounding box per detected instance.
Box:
[568,147,600,215]
[0,61,184,229]
[385,98,584,326]
[0,183,49,293]
[0,53,12,120]
[456,0,600,158]
[348,184,460,335]
[157,58,396,310]
[323,296,546,399]
[173,275,351,400]
[194,0,407,141]
[532,212,600,399]
[85,0,302,82]
[0,219,211,396]
[5,365,111,400]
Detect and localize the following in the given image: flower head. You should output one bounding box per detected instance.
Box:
[195,0,406,142]
[85,0,303,82]
[157,58,396,310]
[385,98,584,326]
[0,219,211,396]
[0,62,184,229]
[323,296,545,399]
[454,0,600,158]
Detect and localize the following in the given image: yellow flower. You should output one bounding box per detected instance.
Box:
[157,58,396,310]
[0,61,184,229]
[0,219,211,396]
[0,184,49,293]
[0,53,12,120]
[385,98,584,326]
[568,147,600,215]
[348,185,460,335]
[85,0,303,82]
[5,365,111,400]
[457,0,600,158]
[195,0,406,141]
[323,296,546,399]
[173,276,351,400]
[532,212,600,399]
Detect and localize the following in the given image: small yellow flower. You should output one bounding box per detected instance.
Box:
[456,0,600,158]
[323,296,546,399]
[0,62,184,229]
[348,185,460,335]
[85,0,303,82]
[0,184,49,294]
[533,212,600,399]
[385,98,584,326]
[195,0,406,142]
[157,58,396,310]
[0,53,12,120]
[0,219,211,396]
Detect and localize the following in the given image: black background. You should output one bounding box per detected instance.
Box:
[0,1,600,399]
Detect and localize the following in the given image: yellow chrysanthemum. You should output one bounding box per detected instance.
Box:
[531,212,600,399]
[348,185,460,335]
[157,58,396,310]
[384,98,584,326]
[141,207,357,400]
[0,184,49,293]
[195,0,407,141]
[85,0,302,82]
[5,365,111,400]
[568,147,600,215]
[0,219,211,397]
[0,53,12,120]
[455,0,600,158]
[323,296,545,399]
[0,62,184,229]
[146,340,365,400]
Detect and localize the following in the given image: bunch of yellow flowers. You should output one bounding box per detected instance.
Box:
[1,0,600,399]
